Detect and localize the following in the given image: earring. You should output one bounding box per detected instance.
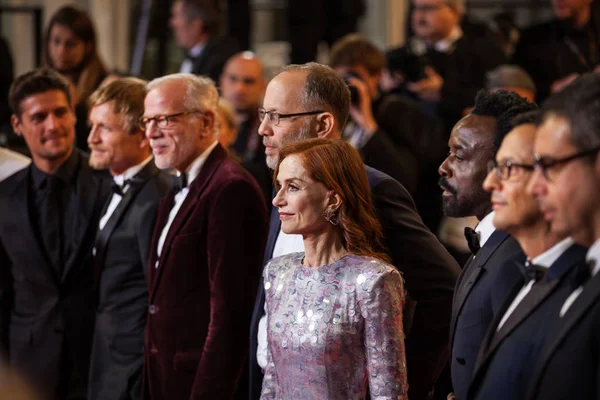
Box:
[323,208,339,225]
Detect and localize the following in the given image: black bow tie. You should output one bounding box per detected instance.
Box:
[518,260,547,282]
[464,227,481,255]
[111,179,132,196]
[175,172,188,192]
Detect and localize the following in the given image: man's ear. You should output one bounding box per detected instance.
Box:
[200,110,216,137]
[315,112,336,139]
[10,114,21,136]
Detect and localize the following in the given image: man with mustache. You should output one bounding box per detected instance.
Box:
[465,112,587,400]
[86,78,172,400]
[526,73,600,400]
[439,89,536,400]
[250,62,461,400]
[0,68,110,399]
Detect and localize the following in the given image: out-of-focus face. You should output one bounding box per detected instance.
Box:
[169,1,199,50]
[48,24,88,73]
[217,111,237,149]
[483,124,540,233]
[411,0,459,44]
[11,89,75,165]
[143,81,213,171]
[551,0,591,20]
[220,56,265,112]
[88,101,148,175]
[438,114,496,219]
[258,71,315,169]
[527,114,600,245]
[273,154,331,235]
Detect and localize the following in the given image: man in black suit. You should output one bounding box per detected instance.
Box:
[466,112,587,400]
[439,90,536,400]
[0,68,110,399]
[86,78,172,400]
[170,0,238,82]
[250,62,461,400]
[526,74,600,400]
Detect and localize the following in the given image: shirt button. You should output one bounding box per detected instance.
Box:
[149,305,157,314]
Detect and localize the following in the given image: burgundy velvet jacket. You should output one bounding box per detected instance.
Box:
[143,144,268,400]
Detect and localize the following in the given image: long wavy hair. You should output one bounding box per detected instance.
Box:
[275,138,391,263]
[43,6,108,104]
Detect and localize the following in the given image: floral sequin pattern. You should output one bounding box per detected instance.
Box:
[261,253,407,400]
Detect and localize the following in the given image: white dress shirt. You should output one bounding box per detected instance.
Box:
[434,26,464,54]
[560,239,600,317]
[473,211,497,259]
[179,43,204,73]
[155,141,218,268]
[256,229,305,370]
[496,237,574,330]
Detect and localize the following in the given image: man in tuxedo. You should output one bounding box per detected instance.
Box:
[250,62,461,400]
[86,78,172,400]
[170,0,238,82]
[526,74,600,399]
[0,68,110,399]
[439,89,536,400]
[141,73,268,399]
[466,112,587,400]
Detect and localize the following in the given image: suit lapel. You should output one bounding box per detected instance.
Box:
[192,40,214,74]
[149,145,227,300]
[263,203,281,265]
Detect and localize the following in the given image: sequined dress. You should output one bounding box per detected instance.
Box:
[261,252,408,399]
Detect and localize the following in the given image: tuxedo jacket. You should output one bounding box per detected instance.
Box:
[449,230,524,400]
[0,150,110,397]
[88,161,172,400]
[189,37,239,82]
[249,166,461,400]
[527,258,600,400]
[143,144,268,400]
[467,244,588,400]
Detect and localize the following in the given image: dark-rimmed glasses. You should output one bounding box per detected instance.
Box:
[258,108,325,126]
[487,159,534,180]
[533,145,600,181]
[139,110,202,130]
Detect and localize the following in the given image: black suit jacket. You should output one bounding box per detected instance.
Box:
[88,161,172,400]
[249,166,461,400]
[0,150,110,397]
[189,37,239,82]
[449,229,524,400]
[527,251,600,400]
[467,244,587,400]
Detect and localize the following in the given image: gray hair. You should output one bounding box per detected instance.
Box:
[147,73,219,138]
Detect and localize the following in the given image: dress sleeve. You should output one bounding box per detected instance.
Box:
[260,262,279,398]
[360,266,408,400]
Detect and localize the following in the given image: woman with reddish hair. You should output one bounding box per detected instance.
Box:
[261,138,407,399]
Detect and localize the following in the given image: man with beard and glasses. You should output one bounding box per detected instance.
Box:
[250,62,461,400]
[438,89,536,400]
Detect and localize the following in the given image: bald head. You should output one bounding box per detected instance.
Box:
[220,51,265,112]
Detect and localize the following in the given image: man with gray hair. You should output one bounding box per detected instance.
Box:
[141,73,268,399]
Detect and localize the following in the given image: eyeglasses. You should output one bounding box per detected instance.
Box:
[138,110,202,130]
[487,159,534,181]
[533,145,600,181]
[258,108,325,126]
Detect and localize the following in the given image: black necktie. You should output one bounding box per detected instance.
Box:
[517,260,547,282]
[175,172,187,192]
[464,227,481,254]
[111,179,132,196]
[41,176,63,271]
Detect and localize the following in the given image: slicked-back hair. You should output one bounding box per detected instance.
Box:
[282,63,351,129]
[88,77,148,135]
[329,34,386,76]
[9,68,72,117]
[542,73,600,152]
[471,89,539,152]
[178,0,222,36]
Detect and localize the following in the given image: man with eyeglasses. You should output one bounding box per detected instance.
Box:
[465,111,587,400]
[525,74,600,400]
[439,89,536,400]
[250,62,462,400]
[141,73,268,400]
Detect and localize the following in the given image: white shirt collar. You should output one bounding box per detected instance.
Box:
[113,156,153,186]
[179,140,219,185]
[188,43,204,58]
[434,26,463,53]
[531,237,575,268]
[587,239,600,276]
[476,211,496,247]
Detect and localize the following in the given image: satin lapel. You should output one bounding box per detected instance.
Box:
[9,168,59,285]
[450,230,510,346]
[147,191,175,300]
[149,145,227,300]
